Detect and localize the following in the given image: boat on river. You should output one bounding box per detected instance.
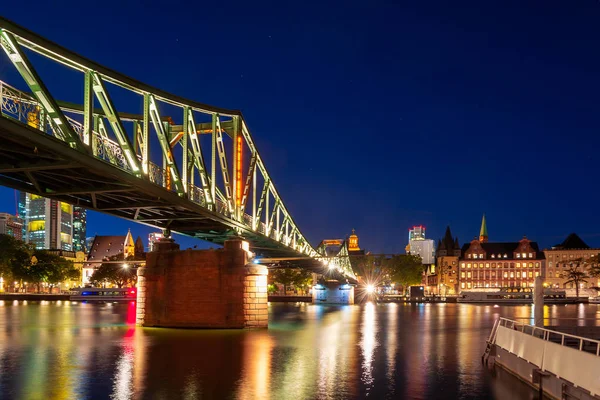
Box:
[457,287,575,304]
[70,287,137,302]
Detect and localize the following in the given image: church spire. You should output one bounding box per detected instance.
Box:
[479,214,488,243]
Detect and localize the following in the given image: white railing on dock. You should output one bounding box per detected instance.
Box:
[493,317,600,396]
[497,317,600,356]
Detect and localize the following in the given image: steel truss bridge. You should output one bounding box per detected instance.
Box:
[0,17,355,280]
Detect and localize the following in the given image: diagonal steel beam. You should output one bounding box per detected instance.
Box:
[0,30,85,152]
[89,71,141,175]
[185,107,212,206]
[254,179,270,230]
[148,94,183,194]
[215,115,233,213]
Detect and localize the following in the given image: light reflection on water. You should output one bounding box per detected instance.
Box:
[0,301,599,399]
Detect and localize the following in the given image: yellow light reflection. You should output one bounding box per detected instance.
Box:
[360,302,378,391]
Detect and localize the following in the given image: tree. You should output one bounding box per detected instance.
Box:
[30,250,79,292]
[0,234,33,290]
[90,253,138,288]
[269,268,313,294]
[561,262,588,299]
[384,254,423,295]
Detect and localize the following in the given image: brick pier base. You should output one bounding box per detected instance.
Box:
[136,239,268,329]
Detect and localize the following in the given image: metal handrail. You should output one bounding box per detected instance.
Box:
[497,317,600,356]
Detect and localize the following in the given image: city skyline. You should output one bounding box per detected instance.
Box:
[0,3,599,253]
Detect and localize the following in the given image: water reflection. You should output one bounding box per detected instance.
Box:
[360,302,378,394]
[0,302,598,399]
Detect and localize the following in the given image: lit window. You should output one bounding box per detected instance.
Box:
[535,262,539,268]
[491,254,495,259]
[516,253,521,258]
[467,272,471,278]
[461,272,465,278]
[461,283,465,289]
[528,272,533,278]
[467,283,472,289]
[510,272,514,278]
[503,272,508,278]
[504,254,507,258]
[529,253,533,258]
[467,263,471,269]
[486,263,489,268]
[461,263,465,268]
[535,272,539,277]
[516,271,521,278]
[529,263,533,268]
[468,254,471,259]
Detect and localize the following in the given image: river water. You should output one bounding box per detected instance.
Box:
[0,300,598,400]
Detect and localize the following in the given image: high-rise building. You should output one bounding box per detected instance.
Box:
[407,226,435,265]
[0,213,24,241]
[18,192,73,250]
[73,207,87,252]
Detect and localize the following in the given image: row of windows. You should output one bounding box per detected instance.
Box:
[547,254,596,260]
[467,252,537,259]
[461,282,535,289]
[461,271,539,279]
[461,262,540,269]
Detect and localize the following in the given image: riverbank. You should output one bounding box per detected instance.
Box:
[0,293,71,301]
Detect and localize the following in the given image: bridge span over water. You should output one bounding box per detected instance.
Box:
[0,17,355,281]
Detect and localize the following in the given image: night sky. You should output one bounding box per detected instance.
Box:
[1,1,600,253]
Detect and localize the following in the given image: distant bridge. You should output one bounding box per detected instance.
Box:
[0,17,355,280]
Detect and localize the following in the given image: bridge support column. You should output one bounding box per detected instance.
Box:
[136,239,268,328]
[312,282,354,304]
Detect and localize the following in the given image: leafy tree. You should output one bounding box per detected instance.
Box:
[269,268,313,294]
[352,254,389,286]
[0,234,32,290]
[30,250,79,292]
[560,262,588,299]
[90,253,138,288]
[384,254,423,295]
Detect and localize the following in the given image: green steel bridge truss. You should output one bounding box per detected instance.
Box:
[0,16,357,272]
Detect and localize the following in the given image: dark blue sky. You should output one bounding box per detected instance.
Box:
[1,1,600,252]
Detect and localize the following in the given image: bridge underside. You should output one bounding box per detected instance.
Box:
[0,118,302,258]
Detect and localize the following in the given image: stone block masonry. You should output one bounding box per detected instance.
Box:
[137,239,268,329]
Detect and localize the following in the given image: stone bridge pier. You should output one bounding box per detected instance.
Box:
[136,239,268,329]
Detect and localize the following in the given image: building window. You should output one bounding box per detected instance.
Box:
[510,272,515,278]
[461,272,465,278]
[503,254,508,258]
[521,253,526,258]
[549,271,553,278]
[486,263,490,268]
[467,283,472,289]
[467,272,471,278]
[528,272,533,278]
[491,254,495,259]
[461,283,465,289]
[529,263,533,268]
[535,272,539,277]
[516,271,521,278]
[503,272,508,278]
[468,254,471,259]
[529,253,533,258]
[467,263,471,269]
[535,262,539,268]
[461,263,465,268]
[516,253,520,258]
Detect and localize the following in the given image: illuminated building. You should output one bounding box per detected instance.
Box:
[544,233,600,290]
[407,226,435,265]
[18,192,73,250]
[83,230,145,285]
[0,213,24,241]
[348,229,364,254]
[458,216,545,290]
[72,207,87,252]
[425,226,461,295]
